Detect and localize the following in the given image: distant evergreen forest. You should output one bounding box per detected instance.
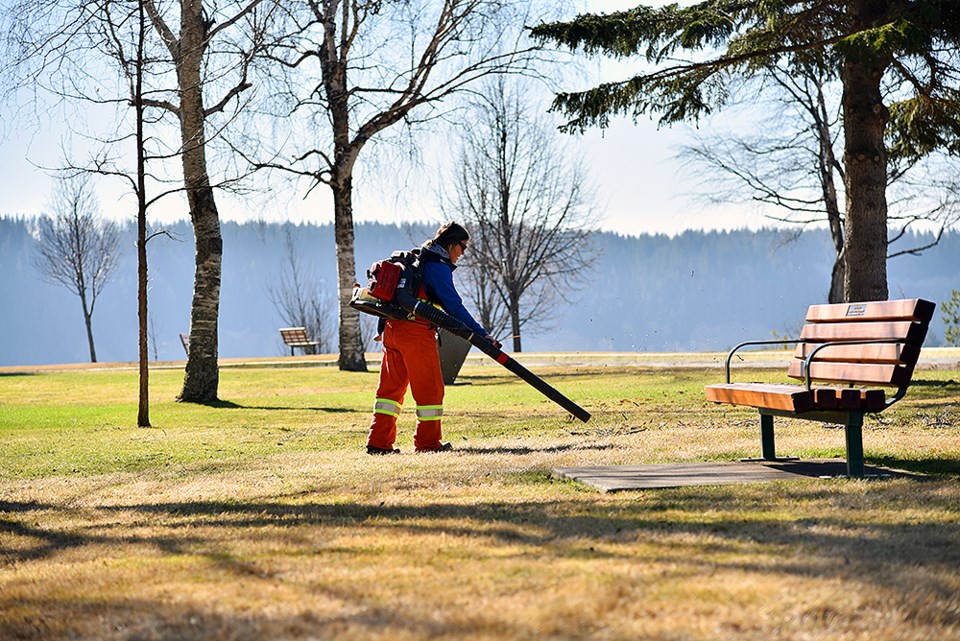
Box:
[1,216,956,366]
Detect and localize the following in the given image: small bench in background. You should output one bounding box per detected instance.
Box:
[705,298,936,477]
[279,326,320,356]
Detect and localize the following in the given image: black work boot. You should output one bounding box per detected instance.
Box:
[367,445,401,455]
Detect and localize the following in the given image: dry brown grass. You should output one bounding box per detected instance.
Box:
[1,360,959,640]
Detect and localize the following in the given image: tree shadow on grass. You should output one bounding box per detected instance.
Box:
[0,593,521,641]
[458,443,615,455]
[911,378,960,389]
[2,493,958,641]
[194,399,353,413]
[868,455,960,476]
[3,481,958,585]
[1,499,90,565]
[0,500,53,512]
[900,378,960,407]
[460,368,617,384]
[3,467,960,641]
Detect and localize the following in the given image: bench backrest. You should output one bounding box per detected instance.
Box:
[279,327,311,345]
[787,298,935,389]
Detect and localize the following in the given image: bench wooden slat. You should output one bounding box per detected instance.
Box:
[705,383,814,413]
[811,387,837,409]
[812,387,886,411]
[707,384,885,412]
[787,360,912,387]
[805,298,935,323]
[842,388,885,410]
[793,342,920,366]
[799,320,927,343]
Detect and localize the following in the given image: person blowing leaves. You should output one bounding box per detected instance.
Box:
[367,222,499,455]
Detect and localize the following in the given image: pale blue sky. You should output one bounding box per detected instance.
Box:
[0,0,764,236]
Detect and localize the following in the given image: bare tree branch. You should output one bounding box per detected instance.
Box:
[267,226,336,353]
[32,173,123,363]
[443,76,599,351]
[240,0,550,369]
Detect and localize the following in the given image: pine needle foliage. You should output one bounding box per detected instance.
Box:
[531,0,960,154]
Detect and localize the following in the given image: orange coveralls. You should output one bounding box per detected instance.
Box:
[367,318,445,452]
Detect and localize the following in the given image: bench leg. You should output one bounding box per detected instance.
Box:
[844,413,865,478]
[741,412,799,463]
[760,412,776,460]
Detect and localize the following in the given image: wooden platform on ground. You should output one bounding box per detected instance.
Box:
[552,460,911,492]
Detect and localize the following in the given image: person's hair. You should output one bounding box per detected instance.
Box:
[431,222,470,250]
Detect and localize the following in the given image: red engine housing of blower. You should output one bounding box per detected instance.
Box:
[367,259,403,301]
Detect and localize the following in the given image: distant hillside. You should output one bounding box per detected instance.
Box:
[1,217,956,366]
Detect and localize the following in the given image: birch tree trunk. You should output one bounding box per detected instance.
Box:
[177,0,223,402]
[321,1,366,372]
[332,176,367,370]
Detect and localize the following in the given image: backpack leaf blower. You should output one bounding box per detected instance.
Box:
[350,253,591,422]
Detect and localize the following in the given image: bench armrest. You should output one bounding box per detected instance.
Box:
[724,339,803,383]
[801,339,910,405]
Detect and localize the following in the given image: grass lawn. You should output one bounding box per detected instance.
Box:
[0,358,959,640]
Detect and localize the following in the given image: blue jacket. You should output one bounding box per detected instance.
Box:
[420,243,488,336]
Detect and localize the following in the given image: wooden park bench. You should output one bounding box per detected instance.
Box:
[279,326,320,356]
[705,298,936,477]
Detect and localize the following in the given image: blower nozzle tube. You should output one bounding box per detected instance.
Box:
[396,291,590,422]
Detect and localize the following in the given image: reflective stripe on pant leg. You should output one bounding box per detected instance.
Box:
[416,405,443,421]
[374,398,402,417]
[368,322,408,450]
[401,323,444,451]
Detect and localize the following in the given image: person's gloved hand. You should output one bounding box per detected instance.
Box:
[483,334,502,348]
